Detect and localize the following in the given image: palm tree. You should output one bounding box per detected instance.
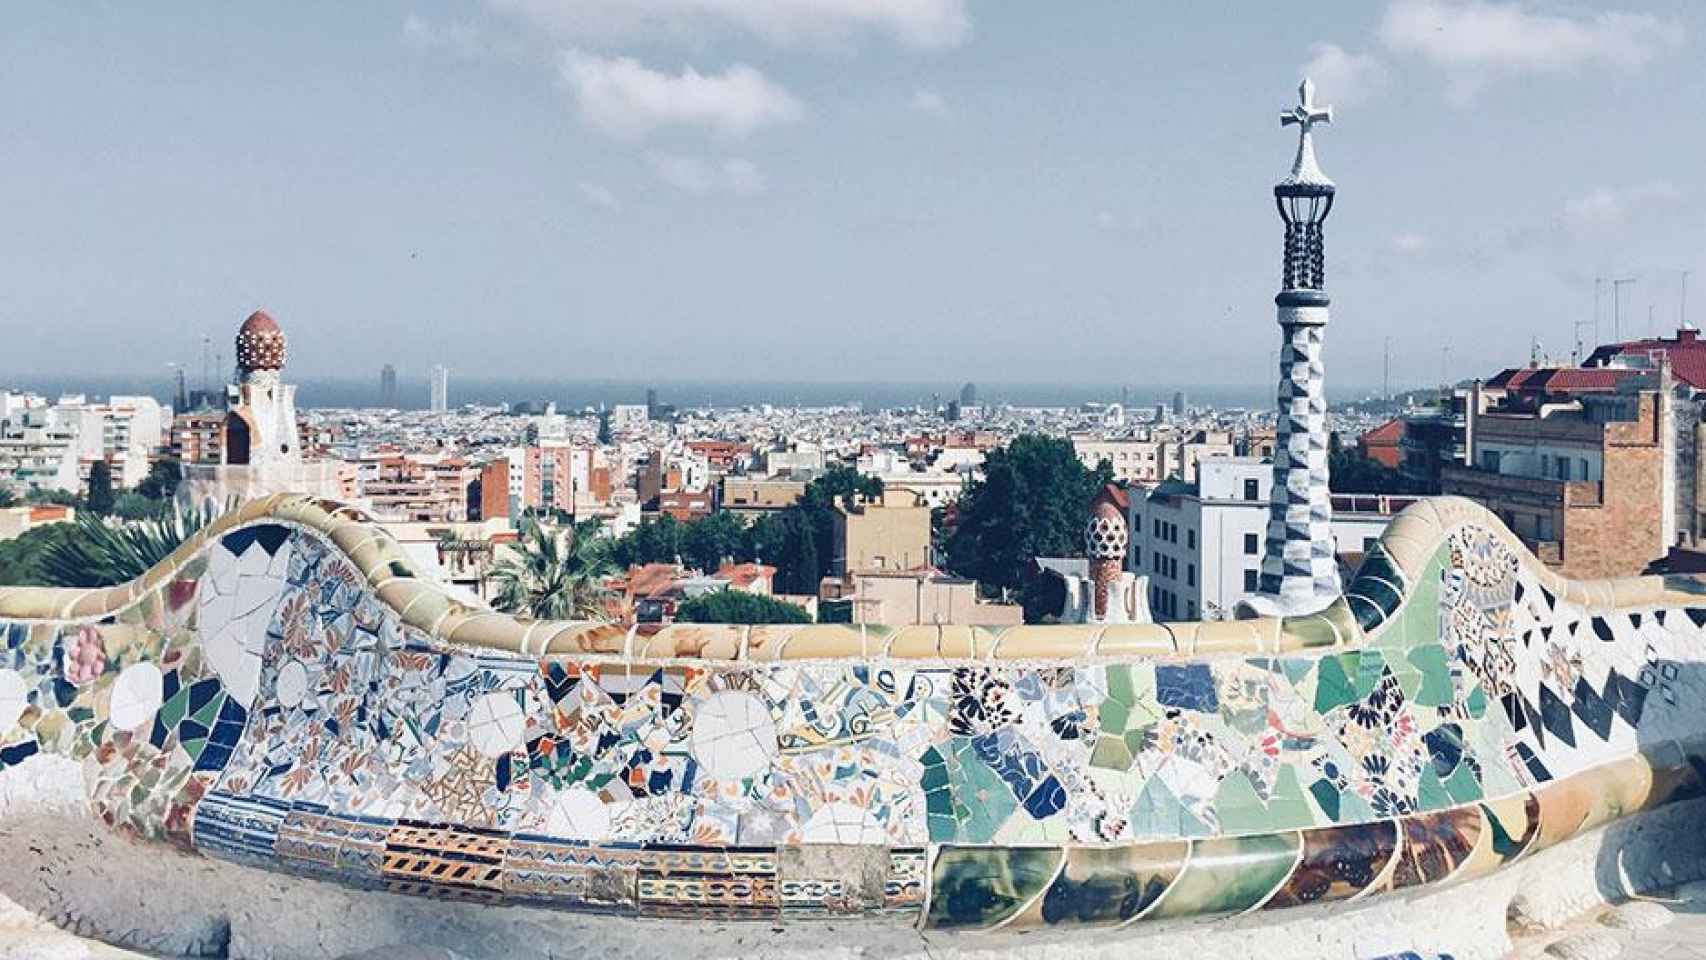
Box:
[488,516,615,620]
[38,500,224,588]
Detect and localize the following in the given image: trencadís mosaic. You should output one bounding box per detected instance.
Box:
[1,495,1704,929]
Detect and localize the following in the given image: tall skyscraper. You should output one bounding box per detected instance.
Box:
[430,365,449,413]
[959,382,978,407]
[1172,390,1187,417]
[380,364,398,408]
[1248,78,1341,617]
[645,387,659,420]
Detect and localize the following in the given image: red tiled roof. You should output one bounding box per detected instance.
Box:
[1360,418,1404,445]
[625,563,683,598]
[1584,330,1706,389]
[1487,367,1637,395]
[714,562,777,589]
[1094,482,1130,511]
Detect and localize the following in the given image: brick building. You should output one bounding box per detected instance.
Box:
[1441,379,1670,579]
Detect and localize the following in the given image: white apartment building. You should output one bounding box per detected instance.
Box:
[610,404,649,434]
[1073,437,1164,484]
[1128,458,1410,621]
[0,397,110,496]
[60,395,164,488]
[764,443,825,477]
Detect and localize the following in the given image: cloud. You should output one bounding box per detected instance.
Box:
[558,50,801,140]
[402,14,490,60]
[491,0,970,50]
[1389,232,1429,254]
[1301,43,1388,106]
[646,152,766,196]
[910,88,948,115]
[1564,181,1682,228]
[577,182,621,210]
[1379,0,1684,99]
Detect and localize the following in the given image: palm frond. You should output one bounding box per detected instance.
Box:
[37,500,224,588]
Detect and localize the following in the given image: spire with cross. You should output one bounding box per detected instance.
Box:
[1280,77,1334,188]
[1237,76,1344,620]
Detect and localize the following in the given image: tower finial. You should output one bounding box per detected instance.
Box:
[1279,77,1334,187]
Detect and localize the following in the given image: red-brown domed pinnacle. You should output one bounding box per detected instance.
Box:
[235,309,287,371]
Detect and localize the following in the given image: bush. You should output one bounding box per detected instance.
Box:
[674,589,811,624]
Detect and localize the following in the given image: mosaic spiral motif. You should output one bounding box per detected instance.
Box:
[1,496,1705,929]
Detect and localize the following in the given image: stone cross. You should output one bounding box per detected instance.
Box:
[1279,78,1334,186]
[1281,77,1332,136]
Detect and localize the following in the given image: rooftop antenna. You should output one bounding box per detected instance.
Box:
[1383,336,1391,402]
[1573,316,1595,365]
[200,335,212,396]
[1594,277,1604,346]
[1684,270,1693,331]
[1612,276,1637,341]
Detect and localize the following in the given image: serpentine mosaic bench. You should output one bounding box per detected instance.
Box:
[1,494,1703,933]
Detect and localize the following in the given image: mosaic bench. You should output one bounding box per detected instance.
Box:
[1,493,1704,934]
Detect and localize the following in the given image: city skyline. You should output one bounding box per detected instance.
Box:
[1,2,1702,389]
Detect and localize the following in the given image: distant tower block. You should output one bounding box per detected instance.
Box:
[430,365,449,413]
[959,382,977,407]
[1246,78,1341,618]
[1084,485,1129,621]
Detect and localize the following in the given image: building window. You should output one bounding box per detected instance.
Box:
[1187,600,1197,619]
[1187,529,1196,549]
[1186,564,1196,587]
[1243,478,1259,501]
[1481,450,1501,473]
[1244,532,1259,554]
[1244,569,1259,592]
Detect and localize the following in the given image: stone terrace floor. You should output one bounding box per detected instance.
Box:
[10,894,1706,960]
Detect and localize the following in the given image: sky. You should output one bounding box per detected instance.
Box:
[0,0,1703,395]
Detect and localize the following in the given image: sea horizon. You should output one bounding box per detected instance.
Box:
[0,373,1416,413]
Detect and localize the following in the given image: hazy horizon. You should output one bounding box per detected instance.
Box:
[0,372,1423,412]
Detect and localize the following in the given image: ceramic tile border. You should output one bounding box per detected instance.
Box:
[0,494,1686,667]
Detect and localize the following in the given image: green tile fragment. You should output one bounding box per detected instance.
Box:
[1313,656,1357,713]
[1408,645,1454,708]
[1443,761,1484,803]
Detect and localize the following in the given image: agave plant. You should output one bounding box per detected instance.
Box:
[488,516,615,621]
[38,501,225,589]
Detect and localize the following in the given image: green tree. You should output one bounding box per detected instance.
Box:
[490,517,616,620]
[609,514,684,568]
[136,459,183,501]
[674,589,811,624]
[1329,443,1431,495]
[944,434,1112,595]
[85,461,115,516]
[774,509,821,596]
[679,510,747,572]
[0,488,15,509]
[0,522,77,586]
[113,492,165,520]
[24,488,79,507]
[745,512,791,567]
